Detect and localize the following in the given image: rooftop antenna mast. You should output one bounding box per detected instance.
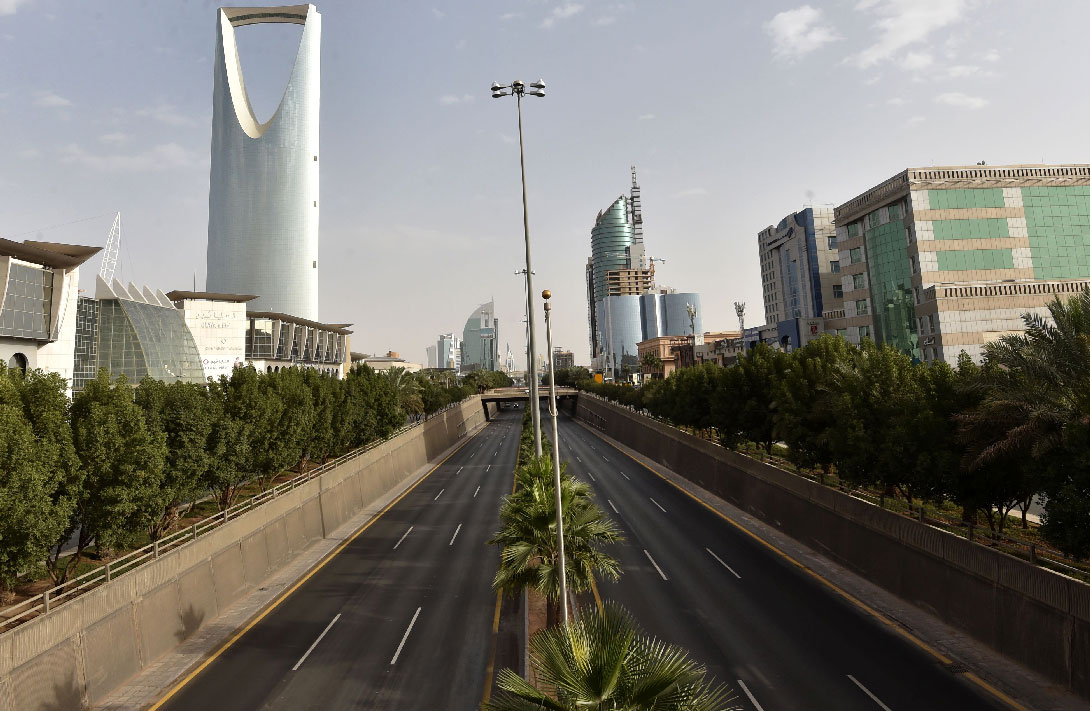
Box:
[735,301,746,332]
[100,212,121,283]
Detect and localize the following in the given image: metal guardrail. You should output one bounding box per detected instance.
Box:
[0,399,471,632]
[576,390,1090,582]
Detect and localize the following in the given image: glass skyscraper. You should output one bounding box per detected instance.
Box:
[460,302,499,371]
[206,4,321,320]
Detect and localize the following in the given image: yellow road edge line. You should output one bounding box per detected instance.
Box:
[480,591,504,706]
[577,420,1031,711]
[148,423,490,711]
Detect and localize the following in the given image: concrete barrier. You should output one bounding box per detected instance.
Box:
[0,396,489,711]
[574,394,1090,700]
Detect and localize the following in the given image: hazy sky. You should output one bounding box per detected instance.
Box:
[3,0,1090,366]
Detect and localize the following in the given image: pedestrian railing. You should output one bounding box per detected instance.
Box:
[0,399,472,632]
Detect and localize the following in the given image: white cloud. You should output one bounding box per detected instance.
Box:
[60,142,204,172]
[0,0,32,16]
[982,48,1000,62]
[907,115,927,125]
[500,134,517,145]
[637,113,655,121]
[946,64,979,78]
[34,90,72,108]
[671,187,708,198]
[135,103,194,126]
[847,0,976,69]
[935,91,988,109]
[541,3,583,29]
[901,51,933,70]
[98,132,129,144]
[431,8,445,20]
[438,93,474,106]
[499,12,522,21]
[765,5,840,61]
[593,16,616,26]
[886,97,905,106]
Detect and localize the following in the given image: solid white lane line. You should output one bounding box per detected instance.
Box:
[737,680,765,711]
[292,614,341,671]
[393,526,413,550]
[607,499,619,514]
[644,549,668,581]
[390,607,422,665]
[847,675,892,711]
[621,472,630,480]
[588,472,596,482]
[449,523,462,546]
[434,489,444,501]
[650,498,666,513]
[474,485,481,498]
[705,548,741,579]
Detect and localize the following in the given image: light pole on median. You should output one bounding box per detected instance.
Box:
[541,289,568,625]
[514,269,535,389]
[493,78,545,457]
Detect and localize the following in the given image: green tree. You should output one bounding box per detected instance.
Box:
[489,456,622,627]
[59,371,167,581]
[383,366,424,418]
[205,369,255,510]
[485,601,738,711]
[640,351,664,379]
[0,373,74,594]
[711,344,787,454]
[254,368,313,486]
[135,379,215,539]
[303,369,342,463]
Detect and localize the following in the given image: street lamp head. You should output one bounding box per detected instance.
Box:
[528,90,545,97]
[541,289,551,300]
[490,82,506,92]
[492,90,510,98]
[530,79,545,89]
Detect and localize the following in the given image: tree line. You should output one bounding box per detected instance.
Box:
[577,290,1090,560]
[0,363,477,593]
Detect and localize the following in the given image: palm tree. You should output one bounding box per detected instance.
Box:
[489,456,622,627]
[484,601,738,711]
[641,351,663,379]
[381,366,424,418]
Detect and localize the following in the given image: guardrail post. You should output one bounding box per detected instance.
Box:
[42,589,50,614]
[153,539,160,558]
[191,524,198,541]
[105,561,111,582]
[967,522,974,542]
[1029,543,1038,565]
[224,508,230,523]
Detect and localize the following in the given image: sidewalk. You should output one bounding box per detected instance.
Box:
[574,418,1090,711]
[96,420,488,711]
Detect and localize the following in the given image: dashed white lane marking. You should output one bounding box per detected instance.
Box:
[643,549,668,581]
[649,498,666,513]
[474,486,481,498]
[449,523,462,546]
[292,614,341,671]
[434,489,444,501]
[457,466,463,474]
[737,680,765,711]
[487,464,491,472]
[494,451,499,456]
[620,472,630,480]
[576,456,582,463]
[847,675,892,711]
[603,456,609,462]
[390,607,422,665]
[607,499,619,514]
[705,548,741,579]
[393,526,413,550]
[588,472,596,482]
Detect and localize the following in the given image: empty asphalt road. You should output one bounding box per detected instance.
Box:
[553,409,1008,711]
[157,408,519,711]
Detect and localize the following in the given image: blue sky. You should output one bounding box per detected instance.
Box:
[3,0,1090,365]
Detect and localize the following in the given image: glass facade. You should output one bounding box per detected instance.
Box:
[596,295,643,377]
[927,188,1005,210]
[72,297,99,392]
[206,6,321,320]
[936,248,1015,271]
[0,263,53,340]
[96,299,205,384]
[863,211,919,359]
[461,301,498,371]
[932,218,1009,240]
[1022,186,1090,279]
[590,196,635,303]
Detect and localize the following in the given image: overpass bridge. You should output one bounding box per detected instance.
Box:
[480,387,576,418]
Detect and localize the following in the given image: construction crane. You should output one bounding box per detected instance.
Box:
[100,212,120,283]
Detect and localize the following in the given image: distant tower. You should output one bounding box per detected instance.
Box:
[734,301,746,332]
[206,4,321,319]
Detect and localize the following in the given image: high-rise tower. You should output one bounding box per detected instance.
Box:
[206,4,321,320]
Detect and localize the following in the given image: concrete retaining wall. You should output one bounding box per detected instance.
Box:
[0,397,490,711]
[575,394,1090,699]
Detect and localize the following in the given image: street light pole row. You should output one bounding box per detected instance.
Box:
[541,289,568,625]
[492,78,545,457]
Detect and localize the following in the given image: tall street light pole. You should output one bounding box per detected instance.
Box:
[515,269,534,389]
[493,79,545,457]
[542,289,568,625]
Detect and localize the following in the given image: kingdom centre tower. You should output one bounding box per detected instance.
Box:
[206,4,321,320]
